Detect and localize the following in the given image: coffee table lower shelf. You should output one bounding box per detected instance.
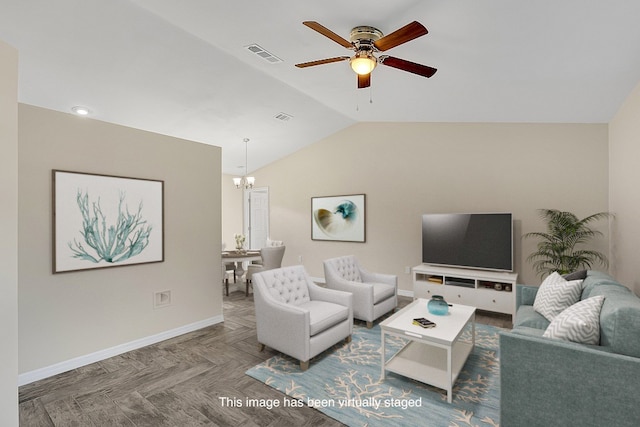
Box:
[383,339,473,401]
[384,341,473,390]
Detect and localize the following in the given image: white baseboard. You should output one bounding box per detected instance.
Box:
[398,289,414,298]
[18,315,224,386]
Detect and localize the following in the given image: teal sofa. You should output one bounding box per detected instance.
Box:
[500,270,640,427]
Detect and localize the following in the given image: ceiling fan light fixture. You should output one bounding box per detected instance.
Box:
[350,51,376,75]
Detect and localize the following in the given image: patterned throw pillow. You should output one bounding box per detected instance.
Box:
[533,272,583,321]
[543,295,605,344]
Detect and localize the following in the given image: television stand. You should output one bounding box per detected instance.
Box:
[413,264,518,317]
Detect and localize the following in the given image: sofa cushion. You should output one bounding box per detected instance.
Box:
[598,294,640,357]
[372,282,395,304]
[297,300,349,336]
[533,272,583,321]
[513,305,550,330]
[520,286,539,307]
[507,325,546,338]
[543,295,605,345]
[581,270,629,300]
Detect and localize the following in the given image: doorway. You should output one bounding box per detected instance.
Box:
[243,187,269,250]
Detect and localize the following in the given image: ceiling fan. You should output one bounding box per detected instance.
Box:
[295,21,437,89]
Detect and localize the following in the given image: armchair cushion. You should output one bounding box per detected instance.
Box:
[372,282,396,304]
[297,300,350,336]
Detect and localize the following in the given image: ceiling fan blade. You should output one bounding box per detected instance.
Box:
[302,21,353,49]
[374,21,428,51]
[295,56,350,68]
[379,55,437,78]
[358,73,371,89]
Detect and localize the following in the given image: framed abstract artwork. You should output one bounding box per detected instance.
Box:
[53,170,164,273]
[311,194,366,242]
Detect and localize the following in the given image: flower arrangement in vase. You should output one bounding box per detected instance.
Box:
[234,234,246,253]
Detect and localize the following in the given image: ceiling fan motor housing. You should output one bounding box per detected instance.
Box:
[350,26,383,50]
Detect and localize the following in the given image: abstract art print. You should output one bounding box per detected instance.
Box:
[311,194,365,242]
[53,170,164,273]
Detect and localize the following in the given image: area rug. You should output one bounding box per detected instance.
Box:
[246,323,502,427]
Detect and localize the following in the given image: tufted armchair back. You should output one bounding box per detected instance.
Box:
[254,265,311,306]
[324,255,362,282]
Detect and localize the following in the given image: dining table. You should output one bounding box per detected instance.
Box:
[221,250,262,295]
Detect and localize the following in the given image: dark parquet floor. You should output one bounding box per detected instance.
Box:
[18,285,511,426]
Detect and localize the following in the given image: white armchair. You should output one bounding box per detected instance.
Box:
[323,255,397,328]
[252,265,353,371]
[246,245,286,296]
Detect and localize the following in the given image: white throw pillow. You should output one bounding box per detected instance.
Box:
[533,272,583,321]
[543,295,605,345]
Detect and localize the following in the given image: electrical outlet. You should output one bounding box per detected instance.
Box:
[405,266,411,274]
[154,290,172,308]
[298,255,303,263]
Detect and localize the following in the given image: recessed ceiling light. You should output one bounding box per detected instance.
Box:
[71,106,90,116]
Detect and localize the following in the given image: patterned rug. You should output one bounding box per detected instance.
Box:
[246,323,502,427]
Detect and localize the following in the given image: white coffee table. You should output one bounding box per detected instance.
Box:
[380,298,476,403]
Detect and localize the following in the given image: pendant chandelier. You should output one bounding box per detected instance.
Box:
[233,138,255,189]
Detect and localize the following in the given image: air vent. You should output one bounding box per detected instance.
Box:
[274,112,293,121]
[245,44,283,64]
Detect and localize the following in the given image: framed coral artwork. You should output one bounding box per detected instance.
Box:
[53,170,164,273]
[311,194,366,242]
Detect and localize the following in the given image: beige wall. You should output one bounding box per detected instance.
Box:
[222,174,243,249]
[610,80,640,294]
[240,122,610,290]
[0,40,19,427]
[18,104,222,375]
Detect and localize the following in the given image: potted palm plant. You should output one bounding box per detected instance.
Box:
[524,209,612,278]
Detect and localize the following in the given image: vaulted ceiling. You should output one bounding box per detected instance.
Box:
[2,1,640,174]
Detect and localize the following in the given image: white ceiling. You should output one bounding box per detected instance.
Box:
[2,1,640,174]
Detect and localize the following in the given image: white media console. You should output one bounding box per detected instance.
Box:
[413,264,518,317]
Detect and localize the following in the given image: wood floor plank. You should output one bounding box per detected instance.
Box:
[19,397,55,427]
[74,392,135,427]
[44,395,95,427]
[145,390,214,426]
[113,391,171,426]
[18,291,510,426]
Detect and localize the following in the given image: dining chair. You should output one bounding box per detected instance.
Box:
[246,245,286,296]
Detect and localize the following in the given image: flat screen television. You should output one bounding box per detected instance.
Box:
[421,212,513,272]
